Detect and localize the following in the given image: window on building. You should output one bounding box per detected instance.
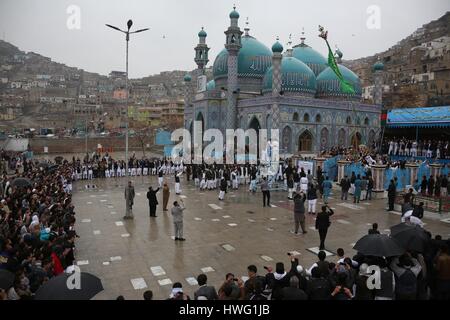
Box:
[303,113,310,122]
[315,114,321,123]
[364,117,369,125]
[346,116,352,125]
[293,112,299,122]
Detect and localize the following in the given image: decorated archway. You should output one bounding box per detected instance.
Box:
[298,130,313,152]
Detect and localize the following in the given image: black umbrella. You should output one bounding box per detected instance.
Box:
[353,234,405,257]
[47,164,60,173]
[37,162,49,170]
[11,177,32,188]
[390,223,429,252]
[34,272,103,300]
[0,269,15,289]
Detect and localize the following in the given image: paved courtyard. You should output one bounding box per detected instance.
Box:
[72,176,450,300]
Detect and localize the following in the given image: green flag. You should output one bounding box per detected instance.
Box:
[324,41,355,94]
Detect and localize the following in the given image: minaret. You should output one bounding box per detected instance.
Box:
[270,37,283,139]
[183,74,192,108]
[224,5,243,131]
[373,58,384,105]
[194,27,210,75]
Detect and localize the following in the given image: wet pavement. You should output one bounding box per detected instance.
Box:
[72,175,450,300]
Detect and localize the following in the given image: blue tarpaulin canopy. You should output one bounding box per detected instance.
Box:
[387,106,450,128]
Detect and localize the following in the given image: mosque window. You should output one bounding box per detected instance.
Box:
[293,112,299,122]
[346,116,352,125]
[304,113,310,123]
[364,117,369,125]
[315,114,321,123]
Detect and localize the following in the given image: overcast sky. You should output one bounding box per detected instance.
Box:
[0,0,449,78]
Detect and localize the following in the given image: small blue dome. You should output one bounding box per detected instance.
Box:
[206,80,215,91]
[184,74,192,82]
[229,9,240,19]
[262,56,316,95]
[272,41,283,53]
[198,28,207,38]
[373,61,384,71]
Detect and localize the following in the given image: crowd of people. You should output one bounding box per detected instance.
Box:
[1,153,77,300]
[1,147,450,300]
[383,138,449,159]
[123,237,450,300]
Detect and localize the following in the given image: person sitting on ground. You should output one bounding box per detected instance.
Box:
[368,222,380,234]
[330,272,353,300]
[390,253,422,300]
[244,265,266,299]
[264,262,290,300]
[194,273,219,300]
[168,282,190,300]
[218,273,244,300]
[306,250,330,278]
[412,202,424,219]
[143,290,153,300]
[279,275,308,300]
[306,267,331,300]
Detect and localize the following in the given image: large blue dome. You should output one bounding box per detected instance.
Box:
[292,43,328,76]
[212,35,273,80]
[262,56,316,95]
[316,64,362,99]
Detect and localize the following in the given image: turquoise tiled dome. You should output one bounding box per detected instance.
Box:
[373,61,384,71]
[316,65,362,99]
[229,9,240,19]
[262,56,317,94]
[271,41,283,53]
[183,74,192,82]
[213,35,273,80]
[198,28,207,38]
[292,43,328,76]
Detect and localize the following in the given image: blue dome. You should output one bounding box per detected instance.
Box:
[262,56,317,94]
[198,28,207,37]
[229,9,240,19]
[183,74,192,82]
[272,41,283,53]
[373,61,384,71]
[206,79,215,91]
[292,43,328,76]
[213,35,273,80]
[316,65,362,99]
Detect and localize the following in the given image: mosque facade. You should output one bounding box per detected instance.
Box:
[183,7,384,155]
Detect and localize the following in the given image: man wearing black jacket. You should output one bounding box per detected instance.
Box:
[315,205,334,250]
[146,186,160,217]
[387,179,396,211]
[340,175,350,200]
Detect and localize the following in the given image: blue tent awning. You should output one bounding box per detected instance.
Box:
[386,106,450,128]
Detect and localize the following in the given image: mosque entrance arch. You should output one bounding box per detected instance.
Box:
[298,130,313,152]
[248,117,261,156]
[351,132,362,149]
[320,127,329,150]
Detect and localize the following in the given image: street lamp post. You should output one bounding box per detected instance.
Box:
[106,20,149,176]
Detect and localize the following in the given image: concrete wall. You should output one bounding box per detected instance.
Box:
[28,136,156,154]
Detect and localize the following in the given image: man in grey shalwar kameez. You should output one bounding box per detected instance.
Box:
[124,181,135,219]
